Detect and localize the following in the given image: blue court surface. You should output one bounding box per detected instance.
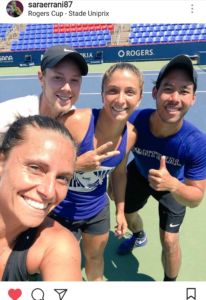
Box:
[0,67,206,281]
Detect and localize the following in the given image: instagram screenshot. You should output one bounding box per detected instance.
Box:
[0,0,205,299]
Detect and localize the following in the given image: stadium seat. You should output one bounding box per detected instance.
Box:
[71,32,78,37]
[131,24,137,29]
[66,38,72,43]
[199,34,206,41]
[97,30,103,35]
[171,30,179,36]
[168,36,175,42]
[174,25,182,31]
[179,30,186,36]
[133,28,140,33]
[85,41,92,47]
[103,29,110,35]
[131,38,138,44]
[194,29,202,35]
[160,26,167,31]
[135,33,142,38]
[99,40,107,46]
[189,24,196,30]
[153,26,161,32]
[65,33,71,38]
[77,32,84,37]
[84,31,90,36]
[12,41,18,45]
[175,36,183,42]
[142,32,149,38]
[139,27,147,33]
[105,35,111,43]
[28,45,34,50]
[182,25,189,30]
[167,25,175,31]
[190,35,199,41]
[129,33,135,40]
[92,41,100,47]
[149,32,157,38]
[97,35,105,41]
[146,27,153,32]
[79,42,86,47]
[22,45,29,50]
[183,36,191,42]
[152,37,160,43]
[156,32,164,37]
[160,36,168,43]
[11,45,17,51]
[138,38,146,44]
[34,44,41,50]
[23,40,29,45]
[85,36,92,42]
[164,31,171,37]
[196,24,204,29]
[145,37,153,44]
[16,45,22,50]
[72,37,78,43]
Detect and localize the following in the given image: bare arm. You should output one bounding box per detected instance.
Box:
[111,153,129,238]
[148,156,206,208]
[39,230,82,281]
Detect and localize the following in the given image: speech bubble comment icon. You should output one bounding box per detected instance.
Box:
[31,288,44,300]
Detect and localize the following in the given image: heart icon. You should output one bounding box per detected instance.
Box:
[8,289,22,300]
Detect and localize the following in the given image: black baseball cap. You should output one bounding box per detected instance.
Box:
[41,45,88,76]
[156,55,198,92]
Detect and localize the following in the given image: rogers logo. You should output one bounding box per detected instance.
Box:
[118,50,125,58]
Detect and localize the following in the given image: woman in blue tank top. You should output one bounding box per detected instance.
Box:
[50,62,144,281]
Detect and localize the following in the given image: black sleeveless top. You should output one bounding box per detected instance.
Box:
[2,227,39,281]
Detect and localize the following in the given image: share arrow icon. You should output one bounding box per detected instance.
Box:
[54,289,68,300]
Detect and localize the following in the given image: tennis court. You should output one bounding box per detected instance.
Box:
[0,60,206,281]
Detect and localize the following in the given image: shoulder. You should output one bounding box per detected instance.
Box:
[59,108,92,143]
[27,218,80,272]
[129,108,154,125]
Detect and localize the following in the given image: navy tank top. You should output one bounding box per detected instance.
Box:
[2,227,39,281]
[54,109,128,220]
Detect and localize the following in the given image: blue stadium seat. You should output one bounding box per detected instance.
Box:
[149,32,157,37]
[139,27,147,33]
[131,24,137,29]
[194,29,202,35]
[42,25,48,30]
[71,32,78,37]
[66,38,72,43]
[196,24,204,29]
[137,23,144,27]
[11,45,17,51]
[91,36,98,41]
[85,36,91,42]
[99,40,107,46]
[175,36,183,42]
[189,24,196,30]
[152,37,160,43]
[72,42,79,48]
[72,37,78,43]
[183,36,191,42]
[131,38,138,44]
[17,41,23,45]
[145,37,153,44]
[59,33,65,38]
[179,30,186,36]
[146,27,153,32]
[84,31,90,36]
[22,45,29,50]
[35,34,41,39]
[41,30,47,35]
[138,38,146,44]
[40,44,47,49]
[90,31,97,36]
[103,29,110,35]
[142,32,149,38]
[16,45,22,50]
[164,31,171,37]
[41,38,47,44]
[79,42,86,47]
[182,25,189,30]
[174,25,182,31]
[160,26,167,31]
[201,29,206,34]
[36,30,42,34]
[97,30,103,35]
[190,35,199,41]
[168,36,175,42]
[29,35,36,40]
[47,33,53,38]
[36,25,42,30]
[47,25,53,29]
[28,45,34,50]
[171,30,179,36]
[133,28,140,33]
[135,33,142,38]
[65,33,71,38]
[47,38,53,44]
[59,38,65,43]
[47,43,53,48]
[97,35,105,41]
[53,38,59,43]
[92,41,100,47]
[19,35,24,41]
[78,37,85,42]
[34,44,41,50]
[129,33,135,40]
[12,41,18,45]
[23,40,29,45]
[167,25,175,31]
[160,36,168,43]
[153,26,161,32]
[105,35,111,43]
[77,32,84,37]
[35,39,41,44]
[186,30,193,36]
[47,29,53,34]
[156,32,164,37]
[199,34,206,41]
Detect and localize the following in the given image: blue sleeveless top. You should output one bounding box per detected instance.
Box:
[54,109,128,220]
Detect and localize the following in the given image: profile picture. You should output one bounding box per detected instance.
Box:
[6,1,23,17]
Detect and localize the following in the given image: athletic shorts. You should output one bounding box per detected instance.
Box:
[125,159,186,233]
[49,198,110,241]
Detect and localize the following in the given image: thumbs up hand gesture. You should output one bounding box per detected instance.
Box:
[148,156,176,192]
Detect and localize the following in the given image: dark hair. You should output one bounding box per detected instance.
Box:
[154,64,197,93]
[0,115,77,160]
[101,62,144,96]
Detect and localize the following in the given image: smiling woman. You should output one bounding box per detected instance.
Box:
[0,115,82,281]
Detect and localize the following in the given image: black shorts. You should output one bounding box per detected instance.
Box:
[49,199,110,241]
[125,160,186,233]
